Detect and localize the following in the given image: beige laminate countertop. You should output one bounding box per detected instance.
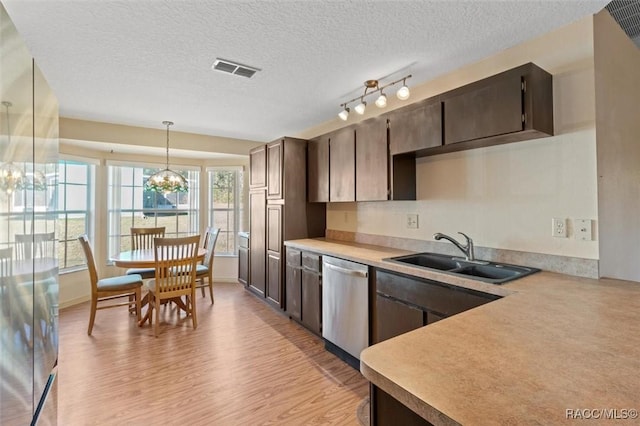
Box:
[284,238,640,425]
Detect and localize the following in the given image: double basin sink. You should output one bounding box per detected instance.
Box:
[385,252,539,284]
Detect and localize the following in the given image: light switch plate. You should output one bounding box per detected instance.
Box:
[406,214,418,229]
[575,219,592,241]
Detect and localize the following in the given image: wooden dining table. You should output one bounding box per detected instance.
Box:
[111,248,206,269]
[111,248,207,326]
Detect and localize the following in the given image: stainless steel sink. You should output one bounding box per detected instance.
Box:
[384,252,539,284]
[389,252,461,271]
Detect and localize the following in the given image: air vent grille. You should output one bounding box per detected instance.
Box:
[606,0,640,38]
[212,58,260,78]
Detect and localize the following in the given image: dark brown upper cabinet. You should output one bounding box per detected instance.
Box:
[266,140,283,199]
[355,116,388,201]
[388,99,443,156]
[308,135,329,203]
[249,145,266,188]
[329,126,356,202]
[442,62,553,152]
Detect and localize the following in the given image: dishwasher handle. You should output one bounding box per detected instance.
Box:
[324,262,368,278]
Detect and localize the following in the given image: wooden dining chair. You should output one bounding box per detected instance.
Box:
[196,227,219,304]
[126,227,165,279]
[78,234,143,335]
[0,247,13,317]
[143,235,200,337]
[15,232,55,260]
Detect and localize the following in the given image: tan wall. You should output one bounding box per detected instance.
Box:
[594,10,640,280]
[58,122,252,307]
[307,16,599,260]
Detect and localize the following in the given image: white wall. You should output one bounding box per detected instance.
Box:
[306,16,600,260]
[594,10,640,280]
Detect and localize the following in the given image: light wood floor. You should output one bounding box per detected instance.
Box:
[58,282,368,425]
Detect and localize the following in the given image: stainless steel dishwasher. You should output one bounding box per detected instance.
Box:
[322,256,369,368]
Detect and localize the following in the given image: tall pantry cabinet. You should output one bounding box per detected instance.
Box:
[248,137,325,309]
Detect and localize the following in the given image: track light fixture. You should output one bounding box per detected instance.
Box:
[338,74,411,120]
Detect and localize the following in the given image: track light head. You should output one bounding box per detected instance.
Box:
[396,80,410,100]
[354,99,366,115]
[375,92,387,108]
[338,106,350,121]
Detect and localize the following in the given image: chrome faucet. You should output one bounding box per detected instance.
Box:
[433,232,475,261]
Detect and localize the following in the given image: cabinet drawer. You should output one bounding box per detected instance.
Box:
[301,252,321,272]
[286,247,301,267]
[376,269,498,317]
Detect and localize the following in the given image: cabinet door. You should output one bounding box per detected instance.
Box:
[389,100,442,155]
[267,253,281,306]
[266,204,282,306]
[375,294,424,344]
[372,385,432,426]
[308,136,329,202]
[249,145,267,188]
[238,247,249,285]
[286,264,302,321]
[301,269,322,335]
[285,248,302,320]
[249,190,266,296]
[267,140,283,199]
[329,127,355,202]
[443,72,523,145]
[355,117,388,201]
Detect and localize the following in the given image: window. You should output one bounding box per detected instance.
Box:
[107,164,199,259]
[55,160,95,270]
[208,168,243,255]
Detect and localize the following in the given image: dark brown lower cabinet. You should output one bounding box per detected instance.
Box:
[285,248,302,321]
[266,252,281,306]
[285,248,322,335]
[301,267,321,334]
[375,294,424,344]
[370,268,500,424]
[371,385,433,426]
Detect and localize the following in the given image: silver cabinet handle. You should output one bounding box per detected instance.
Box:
[324,262,368,278]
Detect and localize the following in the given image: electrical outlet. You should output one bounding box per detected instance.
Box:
[552,217,566,238]
[575,219,592,241]
[406,214,419,229]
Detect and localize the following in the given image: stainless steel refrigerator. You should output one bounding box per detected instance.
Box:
[1,3,59,424]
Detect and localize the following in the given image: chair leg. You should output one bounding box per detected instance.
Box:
[154,296,160,337]
[135,288,141,320]
[88,296,97,335]
[207,274,214,304]
[191,290,197,330]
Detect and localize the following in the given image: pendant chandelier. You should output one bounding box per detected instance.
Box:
[145,121,188,194]
[0,101,25,194]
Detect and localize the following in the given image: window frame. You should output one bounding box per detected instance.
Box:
[207,166,243,256]
[106,161,201,261]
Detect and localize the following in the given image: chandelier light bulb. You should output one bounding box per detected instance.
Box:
[338,107,350,121]
[354,101,366,115]
[396,84,410,101]
[375,93,387,108]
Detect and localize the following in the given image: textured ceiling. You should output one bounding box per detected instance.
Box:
[3,0,609,144]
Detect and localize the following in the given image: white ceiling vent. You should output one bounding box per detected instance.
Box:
[212,58,260,78]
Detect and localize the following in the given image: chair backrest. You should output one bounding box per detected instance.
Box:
[77,235,99,293]
[203,228,220,268]
[131,227,165,250]
[15,232,55,260]
[0,247,12,278]
[153,235,200,297]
